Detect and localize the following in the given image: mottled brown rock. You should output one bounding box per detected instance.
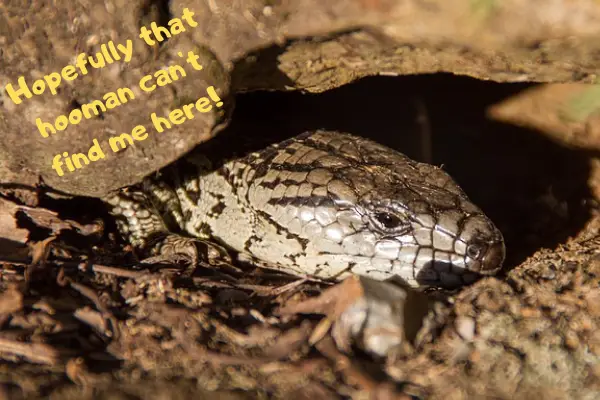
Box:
[226,1,600,92]
[0,0,230,197]
[488,84,600,152]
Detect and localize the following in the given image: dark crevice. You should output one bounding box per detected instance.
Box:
[139,0,172,46]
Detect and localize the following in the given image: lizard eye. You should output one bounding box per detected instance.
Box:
[371,211,407,232]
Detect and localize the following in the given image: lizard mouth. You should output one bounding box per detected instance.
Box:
[410,239,505,288]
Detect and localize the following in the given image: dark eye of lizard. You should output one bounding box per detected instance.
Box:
[373,212,405,230]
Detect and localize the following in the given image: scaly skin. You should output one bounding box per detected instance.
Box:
[105,130,505,288]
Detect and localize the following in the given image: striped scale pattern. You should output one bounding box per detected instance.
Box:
[106,130,505,288]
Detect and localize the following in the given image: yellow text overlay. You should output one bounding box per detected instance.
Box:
[0,7,228,178]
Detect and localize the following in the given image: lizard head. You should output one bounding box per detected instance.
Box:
[250,130,505,288]
[327,180,506,288]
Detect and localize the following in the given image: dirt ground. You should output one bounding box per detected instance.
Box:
[2,1,600,399]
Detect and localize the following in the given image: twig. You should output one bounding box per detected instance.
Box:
[0,337,72,365]
[57,268,119,339]
[0,258,151,279]
[75,262,149,279]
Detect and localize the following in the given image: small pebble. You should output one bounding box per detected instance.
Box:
[455,316,476,341]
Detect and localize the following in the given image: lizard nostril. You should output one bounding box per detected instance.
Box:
[480,241,505,273]
[465,240,505,274]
